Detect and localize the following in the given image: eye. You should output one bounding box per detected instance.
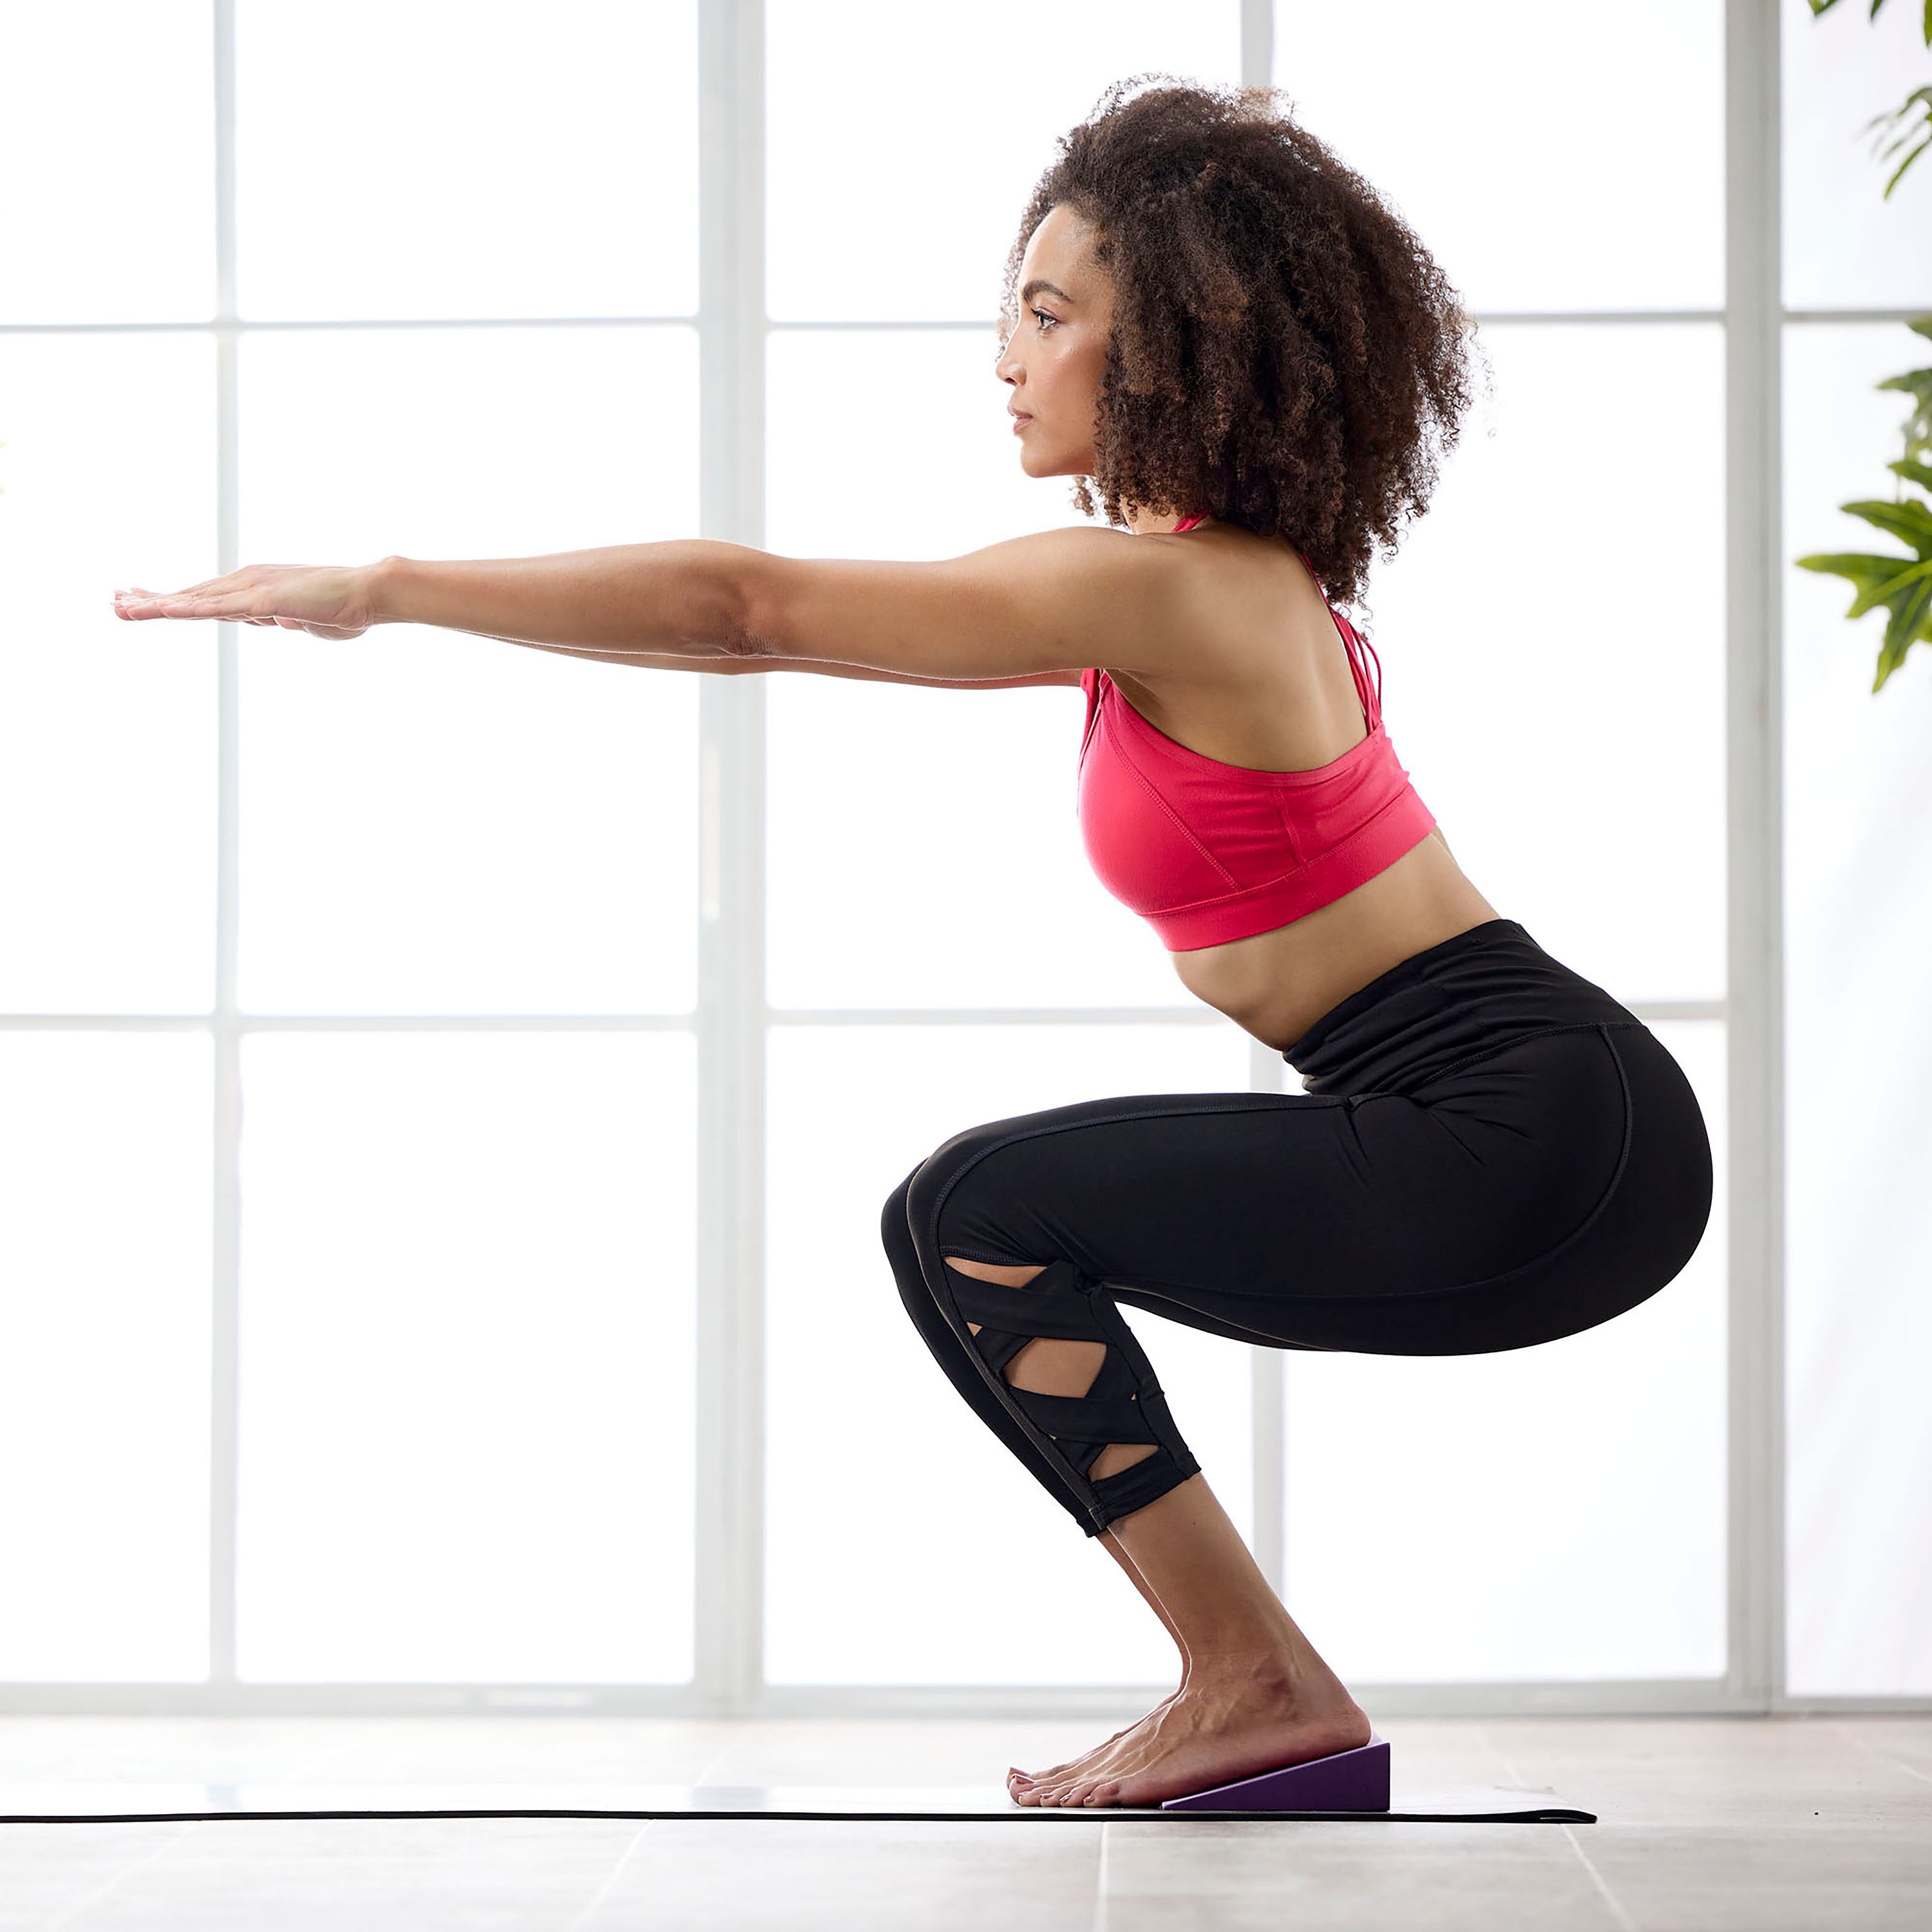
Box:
[1031,307,1059,334]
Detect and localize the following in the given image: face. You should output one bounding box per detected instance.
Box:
[994,202,1115,481]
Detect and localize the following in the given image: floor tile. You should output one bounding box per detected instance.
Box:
[0,1824,191,1932]
[580,1819,1101,1932]
[48,1819,639,1932]
[1577,1823,1932,1932]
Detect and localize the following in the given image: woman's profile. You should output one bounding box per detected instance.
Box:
[111,76,1713,1811]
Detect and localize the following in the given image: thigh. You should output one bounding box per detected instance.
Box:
[920,1026,1631,1330]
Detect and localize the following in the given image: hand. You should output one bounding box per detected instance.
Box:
[111,561,387,639]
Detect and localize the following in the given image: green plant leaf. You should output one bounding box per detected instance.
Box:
[1794,551,1932,689]
[1877,365,1932,459]
[1833,496,1932,558]
[1794,549,1923,610]
[1875,564,1932,688]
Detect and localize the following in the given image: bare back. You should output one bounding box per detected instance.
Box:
[1087,523,1502,1054]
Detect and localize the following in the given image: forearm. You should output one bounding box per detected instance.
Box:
[469,629,1063,692]
[370,540,758,661]
[468,634,752,674]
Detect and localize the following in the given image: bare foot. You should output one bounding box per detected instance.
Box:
[1005,1687,1184,1802]
[1007,1689,1198,1806]
[1010,1674,1372,1809]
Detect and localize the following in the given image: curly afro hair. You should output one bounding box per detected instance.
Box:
[998,74,1491,607]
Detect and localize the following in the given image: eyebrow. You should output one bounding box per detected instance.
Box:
[1020,278,1074,305]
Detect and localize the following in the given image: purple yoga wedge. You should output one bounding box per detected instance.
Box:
[1160,1733,1391,1812]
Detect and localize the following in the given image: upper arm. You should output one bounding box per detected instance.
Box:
[757,656,1083,690]
[737,527,1192,683]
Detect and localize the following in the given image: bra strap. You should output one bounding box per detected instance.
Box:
[1349,623,1385,729]
[1299,550,1383,731]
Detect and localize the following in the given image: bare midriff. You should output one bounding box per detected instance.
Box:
[1163,828,1504,1055]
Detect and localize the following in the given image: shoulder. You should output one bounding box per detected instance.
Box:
[1121,525,1322,686]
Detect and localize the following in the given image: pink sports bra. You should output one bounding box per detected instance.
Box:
[1077,515,1437,951]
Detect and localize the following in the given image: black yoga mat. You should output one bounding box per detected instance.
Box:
[0,1781,1595,1825]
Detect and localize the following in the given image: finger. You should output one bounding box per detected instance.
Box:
[116,573,241,605]
[126,592,256,621]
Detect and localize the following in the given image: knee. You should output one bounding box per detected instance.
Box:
[879,1169,917,1256]
[895,1126,1042,1289]
[900,1137,967,1260]
[884,1141,997,1310]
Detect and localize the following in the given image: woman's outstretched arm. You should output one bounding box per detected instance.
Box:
[115,525,1198,683]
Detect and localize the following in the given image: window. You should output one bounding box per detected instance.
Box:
[0,0,1915,1714]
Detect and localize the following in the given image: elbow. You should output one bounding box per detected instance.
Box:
[715,546,786,663]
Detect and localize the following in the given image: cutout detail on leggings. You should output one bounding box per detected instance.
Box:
[949,1264,1164,1488]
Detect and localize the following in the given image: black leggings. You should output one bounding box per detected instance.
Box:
[882,918,1714,1538]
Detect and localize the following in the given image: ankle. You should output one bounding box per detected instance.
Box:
[1180,1650,1309,1694]
[1184,1640,1361,1701]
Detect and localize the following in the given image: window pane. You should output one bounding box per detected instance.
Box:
[768,330,1056,562]
[1283,1018,1728,1683]
[0,1034,211,1680]
[1783,322,1932,1696]
[0,0,214,325]
[1783,0,1932,313]
[0,332,217,1014]
[768,674,1193,1012]
[1273,0,1722,314]
[235,325,698,1014]
[235,0,697,321]
[765,330,1189,1011]
[766,1021,1258,1687]
[767,0,1241,321]
[236,1031,696,1682]
[1366,320,1727,1007]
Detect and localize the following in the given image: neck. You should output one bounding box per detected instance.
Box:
[1130,508,1206,536]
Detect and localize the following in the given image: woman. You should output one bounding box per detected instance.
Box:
[114,78,1712,1810]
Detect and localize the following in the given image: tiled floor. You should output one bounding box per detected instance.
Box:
[0,1714,1926,1929]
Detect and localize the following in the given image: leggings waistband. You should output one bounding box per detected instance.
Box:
[1282,918,1643,1096]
